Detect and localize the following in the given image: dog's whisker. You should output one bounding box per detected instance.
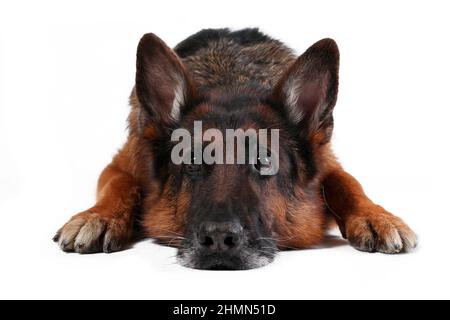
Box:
[153,235,187,240]
[254,249,275,255]
[149,227,185,237]
[256,235,298,242]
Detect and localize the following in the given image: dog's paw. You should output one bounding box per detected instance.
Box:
[53,210,132,254]
[344,206,417,254]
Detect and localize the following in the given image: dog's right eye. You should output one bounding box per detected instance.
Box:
[184,163,202,174]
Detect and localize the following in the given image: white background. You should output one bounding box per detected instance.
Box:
[1,0,449,299]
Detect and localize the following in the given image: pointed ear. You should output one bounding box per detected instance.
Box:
[135,33,196,129]
[273,38,339,144]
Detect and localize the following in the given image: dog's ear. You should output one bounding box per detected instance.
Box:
[135,33,196,130]
[273,38,339,144]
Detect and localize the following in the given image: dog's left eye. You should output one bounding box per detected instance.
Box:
[252,155,272,173]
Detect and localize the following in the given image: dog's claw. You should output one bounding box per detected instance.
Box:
[52,233,60,242]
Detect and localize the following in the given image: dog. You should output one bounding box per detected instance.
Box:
[53,28,417,270]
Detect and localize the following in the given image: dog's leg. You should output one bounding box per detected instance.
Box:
[322,168,417,253]
[53,146,140,253]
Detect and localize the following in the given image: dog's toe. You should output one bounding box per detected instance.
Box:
[54,210,131,254]
[345,207,417,254]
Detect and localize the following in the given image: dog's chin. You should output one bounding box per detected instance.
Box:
[177,248,276,270]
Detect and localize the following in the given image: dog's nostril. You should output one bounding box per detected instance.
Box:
[224,235,235,248]
[198,222,243,252]
[202,236,214,247]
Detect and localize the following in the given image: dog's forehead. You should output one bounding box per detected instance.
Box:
[180,99,281,131]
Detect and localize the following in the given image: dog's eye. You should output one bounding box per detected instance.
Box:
[185,163,201,174]
[184,154,202,175]
[252,155,272,173]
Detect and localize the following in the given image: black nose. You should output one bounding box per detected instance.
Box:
[197,221,244,253]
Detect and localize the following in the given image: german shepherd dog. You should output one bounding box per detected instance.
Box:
[53,29,417,270]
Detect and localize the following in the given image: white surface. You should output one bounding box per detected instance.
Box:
[1,0,449,299]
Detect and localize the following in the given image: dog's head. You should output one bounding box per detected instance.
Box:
[132,34,339,270]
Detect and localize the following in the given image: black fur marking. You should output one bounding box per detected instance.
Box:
[262,98,318,182]
[175,28,275,58]
[296,138,318,181]
[175,29,230,58]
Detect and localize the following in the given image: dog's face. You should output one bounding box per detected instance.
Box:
[171,99,300,270]
[133,34,339,270]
